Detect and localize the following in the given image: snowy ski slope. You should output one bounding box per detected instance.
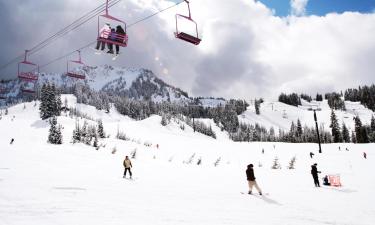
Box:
[0,95,374,225]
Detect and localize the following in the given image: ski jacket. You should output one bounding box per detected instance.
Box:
[246,168,256,181]
[116,26,126,43]
[123,159,132,168]
[99,25,111,39]
[311,165,320,176]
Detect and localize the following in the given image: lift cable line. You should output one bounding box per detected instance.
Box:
[0,0,121,71]
[38,1,185,70]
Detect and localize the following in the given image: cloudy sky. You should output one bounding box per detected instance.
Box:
[0,0,374,100]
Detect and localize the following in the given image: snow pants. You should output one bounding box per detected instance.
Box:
[248,180,262,193]
[96,40,106,51]
[313,175,320,187]
[124,168,132,178]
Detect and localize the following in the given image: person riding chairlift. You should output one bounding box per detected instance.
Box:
[115,25,125,55]
[96,23,111,51]
[107,28,116,54]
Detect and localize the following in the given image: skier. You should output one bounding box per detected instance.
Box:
[262,148,264,154]
[311,163,321,187]
[323,175,330,186]
[96,23,111,51]
[338,146,341,151]
[115,25,126,55]
[345,147,349,151]
[309,152,314,158]
[246,164,262,195]
[363,152,367,159]
[123,156,133,179]
[10,138,14,144]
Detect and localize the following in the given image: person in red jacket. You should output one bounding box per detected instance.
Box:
[246,164,262,195]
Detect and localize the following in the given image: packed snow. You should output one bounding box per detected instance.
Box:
[0,95,374,225]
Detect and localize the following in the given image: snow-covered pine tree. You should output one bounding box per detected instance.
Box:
[72,120,81,143]
[296,119,303,140]
[371,115,375,132]
[351,131,357,143]
[330,110,342,143]
[255,99,260,115]
[342,122,350,143]
[97,119,105,138]
[271,156,281,169]
[288,156,297,169]
[93,133,98,148]
[48,116,62,144]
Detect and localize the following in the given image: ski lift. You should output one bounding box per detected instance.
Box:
[175,0,201,45]
[97,0,128,48]
[18,50,39,81]
[66,50,86,79]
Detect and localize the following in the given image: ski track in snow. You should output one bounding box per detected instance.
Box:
[0,95,374,225]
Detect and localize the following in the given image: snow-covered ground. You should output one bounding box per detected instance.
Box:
[0,95,374,225]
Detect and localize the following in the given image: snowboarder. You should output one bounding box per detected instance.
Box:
[363,152,367,159]
[10,138,14,144]
[96,23,111,51]
[311,163,321,187]
[123,156,133,179]
[309,152,314,158]
[115,25,125,55]
[246,164,262,195]
[323,175,330,186]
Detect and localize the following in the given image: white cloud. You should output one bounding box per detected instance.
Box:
[1,0,375,101]
[290,0,309,16]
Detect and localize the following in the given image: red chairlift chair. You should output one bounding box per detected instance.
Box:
[97,0,128,48]
[66,50,86,80]
[18,50,39,81]
[175,0,201,45]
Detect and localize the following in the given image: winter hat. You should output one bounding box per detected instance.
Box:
[248,164,253,168]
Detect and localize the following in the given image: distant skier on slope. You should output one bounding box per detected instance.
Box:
[123,156,133,179]
[363,152,367,159]
[311,163,321,187]
[10,138,14,144]
[309,152,314,158]
[246,164,262,195]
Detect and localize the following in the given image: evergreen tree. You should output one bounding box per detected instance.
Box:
[351,131,357,143]
[330,110,342,142]
[93,134,98,148]
[354,116,367,143]
[72,120,81,143]
[342,122,350,143]
[296,119,303,138]
[48,116,62,144]
[371,115,375,132]
[97,119,105,138]
[255,99,260,115]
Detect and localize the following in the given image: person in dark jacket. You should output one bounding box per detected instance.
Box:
[309,152,314,158]
[10,138,14,144]
[246,164,262,195]
[311,163,321,187]
[323,175,330,186]
[115,25,126,55]
[363,152,367,159]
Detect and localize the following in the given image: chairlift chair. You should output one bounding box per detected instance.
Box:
[175,0,201,45]
[66,50,86,79]
[97,0,128,48]
[18,50,39,81]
